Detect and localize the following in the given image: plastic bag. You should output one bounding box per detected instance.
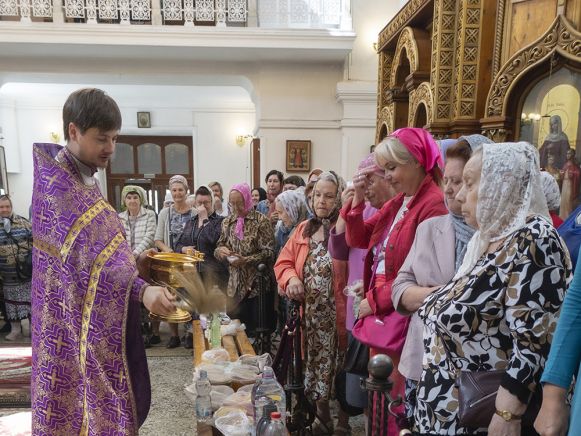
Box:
[210,385,234,411]
[196,363,232,384]
[228,363,260,385]
[238,353,272,372]
[201,348,230,364]
[214,410,252,436]
[223,391,253,415]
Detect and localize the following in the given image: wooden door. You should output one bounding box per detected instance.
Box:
[107,135,193,213]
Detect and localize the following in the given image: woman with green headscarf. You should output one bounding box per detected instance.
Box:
[118,185,157,257]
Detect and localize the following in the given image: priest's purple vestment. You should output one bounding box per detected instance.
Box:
[31,143,151,435]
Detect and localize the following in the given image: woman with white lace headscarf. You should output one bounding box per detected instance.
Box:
[415,142,572,435]
[274,187,308,253]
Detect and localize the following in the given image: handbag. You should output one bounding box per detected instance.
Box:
[343,334,369,376]
[351,310,410,354]
[436,329,542,428]
[455,370,541,428]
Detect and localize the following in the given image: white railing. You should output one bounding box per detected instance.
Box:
[258,0,343,29]
[0,0,349,28]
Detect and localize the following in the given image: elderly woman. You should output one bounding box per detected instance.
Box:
[154,175,195,348]
[0,195,32,341]
[415,142,571,435]
[329,153,395,411]
[275,171,350,435]
[209,181,229,217]
[118,185,156,258]
[175,186,228,288]
[274,187,308,253]
[215,183,275,334]
[391,138,488,425]
[257,170,284,224]
[342,128,447,436]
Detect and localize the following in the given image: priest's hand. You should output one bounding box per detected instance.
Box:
[142,286,176,316]
[136,248,157,281]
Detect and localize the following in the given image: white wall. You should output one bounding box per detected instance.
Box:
[0,84,256,217]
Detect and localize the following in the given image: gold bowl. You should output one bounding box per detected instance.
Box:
[147,251,204,322]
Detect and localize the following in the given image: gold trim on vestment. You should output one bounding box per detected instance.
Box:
[61,199,113,262]
[33,238,60,259]
[79,232,125,436]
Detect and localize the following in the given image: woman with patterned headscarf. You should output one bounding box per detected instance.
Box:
[415,142,571,435]
[275,171,350,434]
[215,183,275,334]
[118,185,157,258]
[342,128,448,435]
[274,187,308,253]
[154,174,194,348]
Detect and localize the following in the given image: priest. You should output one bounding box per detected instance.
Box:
[31,88,175,435]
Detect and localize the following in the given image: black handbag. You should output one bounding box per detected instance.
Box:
[343,334,369,377]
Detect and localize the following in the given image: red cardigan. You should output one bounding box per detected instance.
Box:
[341,174,447,315]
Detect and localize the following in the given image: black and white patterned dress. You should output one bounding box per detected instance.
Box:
[414,216,571,435]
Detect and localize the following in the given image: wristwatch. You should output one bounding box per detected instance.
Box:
[495,409,523,421]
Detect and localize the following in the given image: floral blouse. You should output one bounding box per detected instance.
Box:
[414,216,571,435]
[215,209,275,301]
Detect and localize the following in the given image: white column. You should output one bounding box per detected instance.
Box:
[151,0,162,25]
[19,0,31,22]
[53,0,65,23]
[216,0,226,27]
[340,0,352,30]
[247,0,257,27]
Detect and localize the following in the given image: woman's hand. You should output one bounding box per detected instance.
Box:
[270,211,279,224]
[341,186,355,207]
[352,170,368,208]
[196,205,208,221]
[487,415,521,436]
[215,246,232,260]
[287,277,305,301]
[534,385,569,436]
[358,298,373,318]
[181,246,195,254]
[230,256,247,268]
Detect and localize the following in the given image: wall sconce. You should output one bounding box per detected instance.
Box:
[236,134,253,147]
[521,112,542,125]
[50,132,61,143]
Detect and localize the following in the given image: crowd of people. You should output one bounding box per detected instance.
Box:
[2,87,581,436]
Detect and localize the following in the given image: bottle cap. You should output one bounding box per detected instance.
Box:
[271,412,281,419]
[199,370,208,379]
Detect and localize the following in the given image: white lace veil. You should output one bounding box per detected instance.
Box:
[454,142,550,279]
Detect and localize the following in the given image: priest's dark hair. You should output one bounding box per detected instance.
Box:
[63,88,122,141]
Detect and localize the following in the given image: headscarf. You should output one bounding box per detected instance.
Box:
[308,168,323,182]
[276,187,308,228]
[168,175,189,191]
[454,142,550,279]
[457,134,494,152]
[230,183,253,240]
[540,171,561,211]
[358,152,384,177]
[120,185,147,211]
[437,139,457,163]
[303,171,346,247]
[390,127,443,173]
[545,115,569,143]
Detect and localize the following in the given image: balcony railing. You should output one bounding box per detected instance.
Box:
[0,0,350,28]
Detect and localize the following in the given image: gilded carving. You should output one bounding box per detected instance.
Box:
[376,105,394,143]
[485,15,581,117]
[408,82,434,127]
[378,0,431,50]
[452,0,482,119]
[389,27,419,88]
[430,0,457,121]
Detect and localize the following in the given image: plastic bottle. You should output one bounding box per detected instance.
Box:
[195,370,213,424]
[210,313,221,348]
[252,367,286,425]
[261,412,286,436]
[255,401,277,436]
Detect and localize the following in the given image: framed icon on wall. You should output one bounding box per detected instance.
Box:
[0,146,8,195]
[286,140,311,172]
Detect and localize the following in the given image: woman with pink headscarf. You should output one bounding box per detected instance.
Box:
[215,183,275,333]
[341,128,447,435]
